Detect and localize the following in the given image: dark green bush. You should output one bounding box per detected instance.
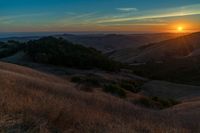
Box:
[71,75,101,87]
[71,76,83,83]
[0,41,26,58]
[151,97,180,109]
[71,75,104,92]
[103,84,126,98]
[79,84,94,92]
[134,97,157,108]
[134,96,180,109]
[119,80,141,93]
[71,76,143,97]
[25,37,121,71]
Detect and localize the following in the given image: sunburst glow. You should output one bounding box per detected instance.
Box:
[177,26,184,32]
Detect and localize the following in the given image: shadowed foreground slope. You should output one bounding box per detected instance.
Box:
[0,61,199,133]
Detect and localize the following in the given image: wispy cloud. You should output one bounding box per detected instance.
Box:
[117,8,138,12]
[100,23,167,26]
[2,3,200,32]
[0,13,50,22]
[70,12,97,19]
[52,12,98,27]
[97,12,200,24]
[97,4,200,24]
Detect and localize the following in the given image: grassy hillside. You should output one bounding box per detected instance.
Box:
[127,32,200,63]
[0,61,199,132]
[125,32,200,85]
[0,34,200,132]
[132,57,200,85]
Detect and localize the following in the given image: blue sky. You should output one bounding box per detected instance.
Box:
[0,0,200,32]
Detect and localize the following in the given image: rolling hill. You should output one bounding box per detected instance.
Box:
[0,34,199,132]
[0,33,185,53]
[121,32,200,63]
[0,61,199,132]
[126,32,200,85]
[0,37,121,71]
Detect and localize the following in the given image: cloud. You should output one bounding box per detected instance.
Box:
[0,13,50,22]
[97,12,200,24]
[71,12,97,19]
[100,23,167,26]
[53,12,98,27]
[117,8,138,12]
[97,4,200,24]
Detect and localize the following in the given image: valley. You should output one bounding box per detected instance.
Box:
[0,32,199,132]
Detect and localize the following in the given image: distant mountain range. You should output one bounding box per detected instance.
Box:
[0,33,185,53]
[2,32,199,65]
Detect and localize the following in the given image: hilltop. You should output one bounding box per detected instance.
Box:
[126,32,200,63]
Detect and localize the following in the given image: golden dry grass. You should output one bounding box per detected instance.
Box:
[0,61,199,133]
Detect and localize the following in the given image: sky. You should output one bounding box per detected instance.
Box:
[0,0,200,33]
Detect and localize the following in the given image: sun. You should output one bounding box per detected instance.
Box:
[177,26,184,32]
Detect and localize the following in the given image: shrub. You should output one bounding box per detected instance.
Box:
[79,84,94,92]
[71,76,83,83]
[119,80,141,93]
[151,97,180,109]
[0,41,26,58]
[84,77,101,87]
[103,84,126,98]
[71,75,101,87]
[134,97,157,109]
[134,96,180,109]
[25,37,121,71]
